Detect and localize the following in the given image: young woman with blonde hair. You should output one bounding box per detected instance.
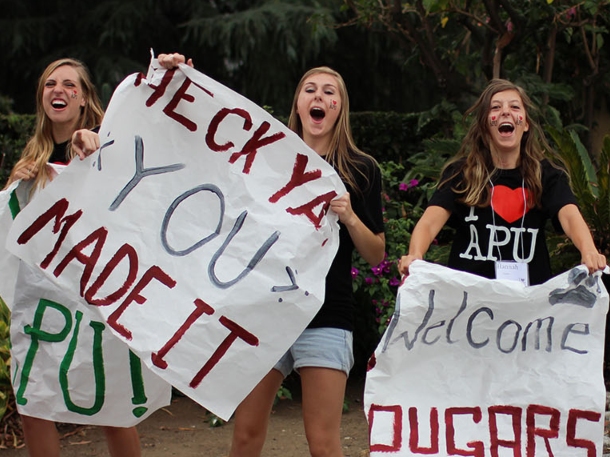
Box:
[5,58,103,190]
[229,65,385,457]
[4,57,141,457]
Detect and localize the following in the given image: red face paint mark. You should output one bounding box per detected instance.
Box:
[71,90,78,99]
[330,100,337,110]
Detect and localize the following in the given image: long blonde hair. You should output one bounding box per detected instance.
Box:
[16,58,104,189]
[441,79,557,208]
[287,66,375,194]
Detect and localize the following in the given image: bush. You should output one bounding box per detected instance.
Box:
[0,297,21,448]
[0,114,35,186]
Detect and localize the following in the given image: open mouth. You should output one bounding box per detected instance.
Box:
[498,122,515,134]
[51,99,67,109]
[310,107,325,121]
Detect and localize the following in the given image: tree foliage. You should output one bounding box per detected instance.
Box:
[180,0,338,113]
[0,0,453,117]
[344,0,610,148]
[0,0,608,147]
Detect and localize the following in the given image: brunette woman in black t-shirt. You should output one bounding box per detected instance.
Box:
[398,79,605,283]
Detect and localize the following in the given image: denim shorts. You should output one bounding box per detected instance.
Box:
[273,327,354,378]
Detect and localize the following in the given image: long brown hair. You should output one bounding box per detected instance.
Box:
[287,66,376,194]
[441,79,558,208]
[15,58,104,190]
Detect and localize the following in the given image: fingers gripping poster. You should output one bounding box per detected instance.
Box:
[365,261,608,457]
[6,58,345,420]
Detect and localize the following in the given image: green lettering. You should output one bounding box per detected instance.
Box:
[129,350,148,418]
[59,311,106,415]
[16,299,72,405]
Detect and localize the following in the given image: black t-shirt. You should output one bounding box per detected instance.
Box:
[48,127,100,164]
[49,141,69,164]
[429,159,577,285]
[307,154,384,331]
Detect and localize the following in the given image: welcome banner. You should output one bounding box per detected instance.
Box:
[366,261,607,457]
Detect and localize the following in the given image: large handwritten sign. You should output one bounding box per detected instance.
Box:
[365,261,607,457]
[0,180,171,426]
[6,59,345,420]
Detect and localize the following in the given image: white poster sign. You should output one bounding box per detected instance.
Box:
[6,59,345,420]
[0,180,27,307]
[366,261,607,457]
[0,182,171,426]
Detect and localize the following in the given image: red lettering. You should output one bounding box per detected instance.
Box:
[228,121,286,174]
[189,316,258,388]
[145,69,176,107]
[369,403,601,456]
[445,407,484,457]
[53,227,108,296]
[152,298,215,369]
[286,191,337,229]
[566,409,601,457]
[368,404,403,452]
[268,153,323,203]
[367,353,376,371]
[84,244,139,306]
[409,407,439,454]
[526,404,560,457]
[162,77,214,131]
[163,78,198,131]
[107,266,176,340]
[489,405,521,457]
[145,69,213,130]
[16,198,83,269]
[206,108,252,152]
[134,72,145,87]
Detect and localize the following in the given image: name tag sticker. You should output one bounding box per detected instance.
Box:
[494,261,529,286]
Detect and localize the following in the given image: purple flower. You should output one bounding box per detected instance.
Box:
[365,277,375,285]
[351,267,359,279]
[382,260,392,273]
[389,277,401,287]
[371,265,384,276]
[400,180,419,191]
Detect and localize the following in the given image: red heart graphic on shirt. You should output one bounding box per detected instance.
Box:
[491,185,530,223]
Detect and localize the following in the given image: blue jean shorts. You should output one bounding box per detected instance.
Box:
[273,327,354,378]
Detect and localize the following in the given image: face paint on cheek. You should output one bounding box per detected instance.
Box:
[490,115,498,126]
[71,90,78,99]
[515,115,523,125]
[329,100,337,110]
